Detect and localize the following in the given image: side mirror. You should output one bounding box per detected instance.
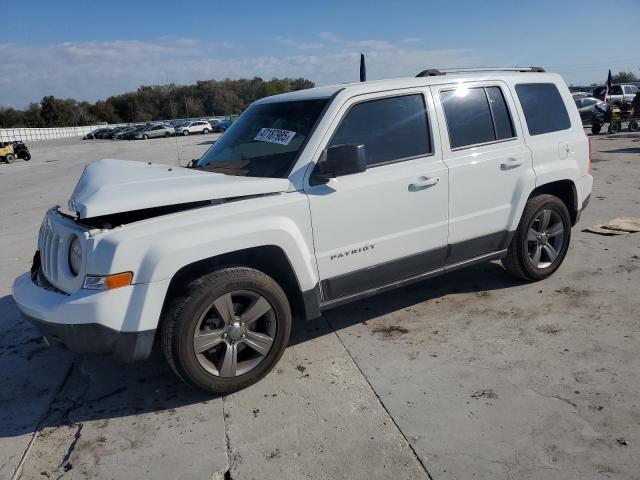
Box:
[313,144,367,182]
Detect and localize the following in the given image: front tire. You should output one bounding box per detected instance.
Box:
[502,194,571,282]
[182,130,190,136]
[4,153,15,164]
[161,267,292,394]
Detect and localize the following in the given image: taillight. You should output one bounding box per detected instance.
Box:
[588,137,592,172]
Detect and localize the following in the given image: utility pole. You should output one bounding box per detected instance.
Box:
[184,96,190,119]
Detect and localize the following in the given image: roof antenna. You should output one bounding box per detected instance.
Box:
[360,52,366,82]
[165,69,181,166]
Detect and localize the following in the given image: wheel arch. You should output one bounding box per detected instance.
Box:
[161,245,320,324]
[529,179,578,225]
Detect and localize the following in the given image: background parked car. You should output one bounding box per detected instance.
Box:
[571,92,590,99]
[593,84,640,105]
[95,128,116,139]
[84,128,110,139]
[574,97,605,125]
[212,119,231,133]
[113,126,139,140]
[174,120,212,136]
[104,127,129,139]
[134,124,173,139]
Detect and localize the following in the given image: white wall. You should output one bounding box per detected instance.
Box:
[0,124,127,142]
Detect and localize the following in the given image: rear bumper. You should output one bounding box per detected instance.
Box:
[574,174,593,224]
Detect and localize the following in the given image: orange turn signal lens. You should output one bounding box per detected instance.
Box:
[84,272,133,290]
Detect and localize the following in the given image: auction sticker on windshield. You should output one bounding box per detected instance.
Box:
[254,128,296,146]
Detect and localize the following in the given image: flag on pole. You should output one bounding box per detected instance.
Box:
[360,52,366,82]
[604,69,612,104]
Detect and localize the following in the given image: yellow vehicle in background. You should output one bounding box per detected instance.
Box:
[0,141,31,163]
[0,142,16,163]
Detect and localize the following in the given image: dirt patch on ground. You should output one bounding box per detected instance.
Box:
[371,325,409,337]
[555,287,590,299]
[536,324,563,335]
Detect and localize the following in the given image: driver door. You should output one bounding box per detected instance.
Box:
[305,91,449,302]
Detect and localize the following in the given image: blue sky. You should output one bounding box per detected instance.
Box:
[2,0,639,107]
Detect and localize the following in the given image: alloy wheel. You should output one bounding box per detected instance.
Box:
[527,209,565,269]
[193,290,276,377]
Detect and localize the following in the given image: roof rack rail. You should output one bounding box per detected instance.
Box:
[416,67,545,77]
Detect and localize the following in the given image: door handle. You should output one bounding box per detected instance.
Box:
[408,176,439,191]
[500,158,523,170]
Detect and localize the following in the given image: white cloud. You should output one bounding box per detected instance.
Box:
[275,37,324,50]
[0,36,482,107]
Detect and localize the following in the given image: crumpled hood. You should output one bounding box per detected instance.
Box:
[69,159,292,219]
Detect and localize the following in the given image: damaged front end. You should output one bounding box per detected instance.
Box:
[65,158,292,228]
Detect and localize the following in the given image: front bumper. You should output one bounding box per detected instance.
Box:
[27,316,155,363]
[12,271,170,362]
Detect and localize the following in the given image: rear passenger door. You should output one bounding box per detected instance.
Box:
[432,82,535,264]
[511,81,588,192]
[306,91,449,302]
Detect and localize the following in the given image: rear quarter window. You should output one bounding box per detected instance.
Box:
[515,83,571,136]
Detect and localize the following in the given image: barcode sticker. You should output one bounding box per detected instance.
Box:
[254,128,296,145]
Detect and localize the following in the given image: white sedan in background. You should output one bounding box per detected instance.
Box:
[174,120,212,136]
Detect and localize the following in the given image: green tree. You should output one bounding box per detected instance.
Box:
[0,77,315,127]
[611,71,639,83]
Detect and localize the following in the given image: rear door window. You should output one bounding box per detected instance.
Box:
[515,83,571,136]
[329,94,432,167]
[440,86,515,149]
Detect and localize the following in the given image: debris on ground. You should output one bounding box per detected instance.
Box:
[470,389,498,399]
[584,217,640,235]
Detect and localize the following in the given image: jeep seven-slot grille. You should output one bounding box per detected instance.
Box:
[38,220,61,283]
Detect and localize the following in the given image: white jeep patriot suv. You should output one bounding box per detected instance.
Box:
[13,68,593,393]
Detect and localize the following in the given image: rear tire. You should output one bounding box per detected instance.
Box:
[161,267,292,394]
[143,134,149,140]
[4,153,15,164]
[629,120,638,132]
[203,128,210,134]
[502,194,571,282]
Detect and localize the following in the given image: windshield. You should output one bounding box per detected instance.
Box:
[196,98,328,178]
